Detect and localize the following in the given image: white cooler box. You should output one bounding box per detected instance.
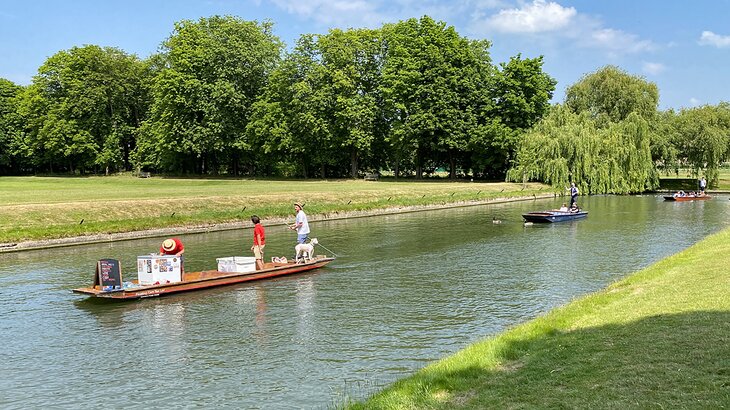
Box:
[217,256,257,273]
[137,255,182,285]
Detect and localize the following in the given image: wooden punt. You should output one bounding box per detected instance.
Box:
[522,210,588,223]
[72,256,335,300]
[663,194,711,201]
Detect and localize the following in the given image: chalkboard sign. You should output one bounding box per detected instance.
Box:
[93,259,123,290]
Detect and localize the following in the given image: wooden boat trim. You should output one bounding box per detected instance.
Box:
[72,256,335,300]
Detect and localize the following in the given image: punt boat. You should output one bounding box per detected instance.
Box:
[73,256,335,300]
[522,210,588,223]
[663,194,711,201]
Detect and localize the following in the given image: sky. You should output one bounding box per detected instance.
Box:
[1,0,729,110]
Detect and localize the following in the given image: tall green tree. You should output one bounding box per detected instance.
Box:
[16,45,147,174]
[140,16,283,174]
[0,79,23,173]
[381,16,490,179]
[475,54,555,178]
[565,65,658,123]
[318,28,386,178]
[247,34,331,178]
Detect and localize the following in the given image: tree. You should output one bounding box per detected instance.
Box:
[476,54,555,178]
[0,79,23,173]
[565,65,658,123]
[381,16,491,179]
[140,16,283,174]
[668,104,730,185]
[16,45,147,174]
[507,105,658,194]
[318,28,386,178]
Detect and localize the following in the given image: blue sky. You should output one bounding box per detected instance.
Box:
[2,0,729,110]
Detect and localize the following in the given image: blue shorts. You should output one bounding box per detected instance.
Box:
[297,234,309,244]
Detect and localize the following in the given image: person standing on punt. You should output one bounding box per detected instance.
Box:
[250,215,266,270]
[569,182,579,209]
[289,203,310,244]
[699,177,707,195]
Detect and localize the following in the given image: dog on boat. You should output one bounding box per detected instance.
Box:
[295,238,318,263]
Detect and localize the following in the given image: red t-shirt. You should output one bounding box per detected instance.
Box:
[253,224,265,245]
[160,237,184,255]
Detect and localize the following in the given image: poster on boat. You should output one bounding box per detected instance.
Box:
[137,255,181,285]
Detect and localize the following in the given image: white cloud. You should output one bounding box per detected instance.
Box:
[689,97,701,107]
[698,31,730,48]
[585,28,654,53]
[642,62,665,75]
[485,0,576,33]
[269,0,389,27]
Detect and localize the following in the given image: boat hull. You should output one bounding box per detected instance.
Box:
[663,195,711,201]
[73,257,334,300]
[522,211,588,223]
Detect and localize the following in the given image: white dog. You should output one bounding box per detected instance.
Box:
[295,238,318,263]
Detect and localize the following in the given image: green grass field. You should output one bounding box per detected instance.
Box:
[0,175,550,243]
[347,226,730,409]
[658,168,730,191]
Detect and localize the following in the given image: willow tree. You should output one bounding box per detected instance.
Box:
[668,103,730,185]
[507,105,658,194]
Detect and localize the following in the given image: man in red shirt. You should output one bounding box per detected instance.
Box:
[160,238,184,256]
[160,237,185,275]
[250,215,265,270]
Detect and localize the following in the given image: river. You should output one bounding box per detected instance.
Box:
[0,194,728,409]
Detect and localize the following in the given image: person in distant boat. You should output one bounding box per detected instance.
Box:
[289,203,310,244]
[569,182,579,208]
[570,202,579,212]
[250,215,266,270]
[160,237,185,274]
[559,203,569,212]
[699,177,707,194]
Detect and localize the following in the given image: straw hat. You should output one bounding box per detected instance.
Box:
[294,203,303,208]
[162,239,176,251]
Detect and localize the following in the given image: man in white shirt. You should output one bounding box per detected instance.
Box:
[289,203,310,244]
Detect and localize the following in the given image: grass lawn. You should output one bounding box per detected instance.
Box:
[0,175,550,243]
[658,168,730,191]
[347,227,730,409]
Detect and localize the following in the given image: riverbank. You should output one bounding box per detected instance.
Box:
[0,175,554,252]
[347,226,730,408]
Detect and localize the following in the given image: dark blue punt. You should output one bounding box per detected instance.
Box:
[522,210,588,223]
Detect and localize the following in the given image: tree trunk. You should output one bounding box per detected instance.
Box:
[350,149,358,178]
[416,147,423,179]
[320,163,326,179]
[449,151,456,180]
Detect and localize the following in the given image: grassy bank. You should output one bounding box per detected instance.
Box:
[658,168,730,191]
[348,227,730,408]
[0,176,550,243]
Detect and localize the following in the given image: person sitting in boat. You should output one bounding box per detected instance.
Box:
[673,190,686,198]
[570,202,580,212]
[559,203,569,212]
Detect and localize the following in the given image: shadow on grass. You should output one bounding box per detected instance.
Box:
[353,311,730,409]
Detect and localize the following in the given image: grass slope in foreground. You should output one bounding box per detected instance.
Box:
[348,227,730,409]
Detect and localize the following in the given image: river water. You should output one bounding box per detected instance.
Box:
[1,195,728,409]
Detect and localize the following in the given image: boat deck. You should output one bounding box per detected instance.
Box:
[73,256,334,300]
